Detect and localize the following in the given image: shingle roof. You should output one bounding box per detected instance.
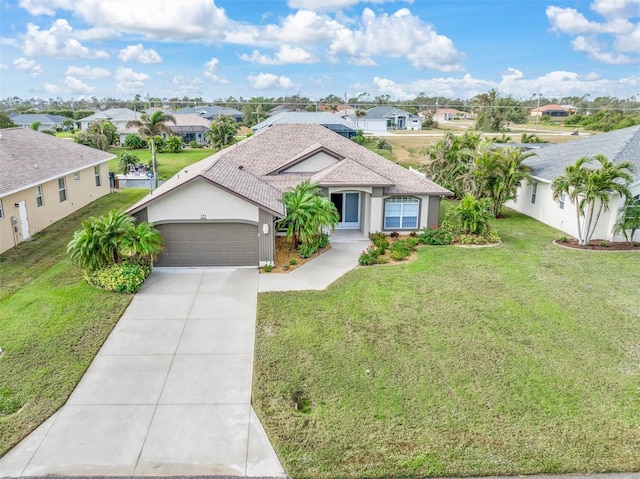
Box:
[525,125,640,182]
[127,124,452,218]
[0,127,114,196]
[81,108,141,123]
[365,106,418,119]
[10,114,68,126]
[252,112,357,132]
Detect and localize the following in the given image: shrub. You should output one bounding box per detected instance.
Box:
[318,233,329,249]
[299,242,319,258]
[600,240,609,247]
[369,232,389,252]
[560,235,569,243]
[262,263,274,272]
[153,135,167,152]
[189,140,203,149]
[359,245,383,265]
[289,258,297,266]
[389,239,416,260]
[123,133,148,149]
[117,152,139,174]
[86,263,150,293]
[418,227,453,245]
[390,231,400,238]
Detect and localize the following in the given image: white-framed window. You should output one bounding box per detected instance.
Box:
[94,165,101,187]
[559,193,565,210]
[73,171,80,180]
[384,197,420,229]
[58,177,67,202]
[35,185,44,208]
[0,199,4,219]
[531,183,537,204]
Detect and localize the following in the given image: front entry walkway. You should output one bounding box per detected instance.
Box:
[0,268,285,478]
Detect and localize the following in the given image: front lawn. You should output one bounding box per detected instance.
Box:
[107,147,214,180]
[0,189,148,457]
[254,207,640,478]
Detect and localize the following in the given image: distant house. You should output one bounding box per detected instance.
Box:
[506,125,640,242]
[119,113,212,146]
[530,104,570,118]
[9,114,69,131]
[79,108,142,143]
[345,106,422,133]
[177,106,243,122]
[432,108,472,122]
[252,112,358,139]
[0,128,113,254]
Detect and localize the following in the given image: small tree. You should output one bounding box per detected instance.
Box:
[166,135,184,153]
[205,115,239,149]
[447,194,492,235]
[0,112,17,128]
[118,152,139,174]
[30,121,41,131]
[614,199,640,246]
[87,119,117,151]
[123,133,148,149]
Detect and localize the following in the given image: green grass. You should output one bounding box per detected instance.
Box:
[107,147,214,180]
[0,189,148,457]
[254,205,640,478]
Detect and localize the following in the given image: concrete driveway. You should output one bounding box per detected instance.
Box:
[0,268,285,478]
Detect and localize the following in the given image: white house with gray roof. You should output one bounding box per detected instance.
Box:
[0,128,113,254]
[252,112,358,139]
[10,114,70,131]
[345,106,422,133]
[128,124,451,267]
[506,125,640,242]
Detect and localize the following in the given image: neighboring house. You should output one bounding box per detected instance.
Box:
[530,104,570,117]
[127,124,452,267]
[0,128,113,255]
[506,125,640,242]
[252,112,358,139]
[9,114,69,131]
[346,106,422,133]
[119,113,212,146]
[432,108,472,122]
[177,106,243,122]
[79,108,141,131]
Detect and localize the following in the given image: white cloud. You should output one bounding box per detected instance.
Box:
[64,76,94,94]
[247,72,295,90]
[114,66,150,95]
[262,10,343,44]
[43,83,60,94]
[287,0,413,12]
[65,65,111,79]
[13,57,43,77]
[328,8,464,71]
[119,44,162,64]
[172,75,204,96]
[547,2,640,64]
[18,0,73,16]
[204,58,227,83]
[20,19,109,58]
[239,45,317,65]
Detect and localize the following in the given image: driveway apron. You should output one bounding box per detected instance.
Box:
[0,267,285,478]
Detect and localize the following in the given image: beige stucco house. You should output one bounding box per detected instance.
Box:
[0,128,114,255]
[128,124,452,267]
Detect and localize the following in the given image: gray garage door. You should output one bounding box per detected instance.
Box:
[155,223,258,267]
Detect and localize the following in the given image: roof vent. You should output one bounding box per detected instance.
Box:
[238,165,244,170]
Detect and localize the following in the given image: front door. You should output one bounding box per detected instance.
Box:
[331,192,360,229]
[17,200,30,240]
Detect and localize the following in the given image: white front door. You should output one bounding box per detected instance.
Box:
[331,192,360,229]
[18,200,30,240]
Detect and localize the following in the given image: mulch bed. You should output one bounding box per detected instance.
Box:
[554,238,640,251]
[263,236,331,273]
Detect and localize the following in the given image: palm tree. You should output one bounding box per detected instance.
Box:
[354,109,366,127]
[205,115,239,150]
[614,198,640,246]
[166,135,184,153]
[552,155,635,245]
[88,119,117,151]
[119,221,164,267]
[126,111,176,188]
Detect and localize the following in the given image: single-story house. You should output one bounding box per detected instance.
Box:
[9,113,70,131]
[506,125,640,242]
[530,104,570,117]
[432,108,473,122]
[79,108,142,132]
[177,106,243,122]
[252,112,358,139]
[345,106,422,133]
[0,128,114,255]
[127,124,452,267]
[118,113,212,146]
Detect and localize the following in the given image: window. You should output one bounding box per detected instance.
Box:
[384,197,419,229]
[531,183,537,204]
[58,177,67,202]
[35,185,44,208]
[94,165,101,187]
[73,171,80,180]
[0,199,3,219]
[559,193,565,210]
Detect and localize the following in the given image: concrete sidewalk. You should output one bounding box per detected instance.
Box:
[259,238,370,292]
[0,268,285,478]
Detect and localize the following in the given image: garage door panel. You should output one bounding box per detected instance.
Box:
[155,223,258,267]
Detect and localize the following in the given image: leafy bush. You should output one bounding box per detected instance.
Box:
[289,258,297,266]
[153,135,167,152]
[189,140,203,149]
[369,232,390,253]
[124,133,148,149]
[318,233,329,249]
[166,135,184,153]
[86,263,150,293]
[418,227,453,245]
[389,239,416,260]
[300,242,319,258]
[262,263,274,272]
[117,152,139,174]
[358,245,384,265]
[446,194,492,235]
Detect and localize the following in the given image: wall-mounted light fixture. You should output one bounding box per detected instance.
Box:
[262,223,269,235]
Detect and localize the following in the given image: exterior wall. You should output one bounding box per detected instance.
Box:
[506,180,627,241]
[426,196,441,228]
[354,118,387,133]
[0,162,110,254]
[258,209,276,266]
[283,151,339,172]
[145,178,259,224]
[407,118,422,130]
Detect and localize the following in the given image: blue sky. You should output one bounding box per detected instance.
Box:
[0,0,639,102]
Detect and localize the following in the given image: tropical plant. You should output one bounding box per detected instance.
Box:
[88,119,117,151]
[0,111,17,128]
[552,155,635,246]
[472,89,527,132]
[205,114,239,149]
[166,135,184,153]
[126,111,176,187]
[117,152,139,174]
[61,117,75,131]
[67,210,162,271]
[30,121,41,131]
[613,198,640,246]
[279,181,339,248]
[123,133,148,149]
[521,133,547,143]
[354,109,366,127]
[446,194,493,235]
